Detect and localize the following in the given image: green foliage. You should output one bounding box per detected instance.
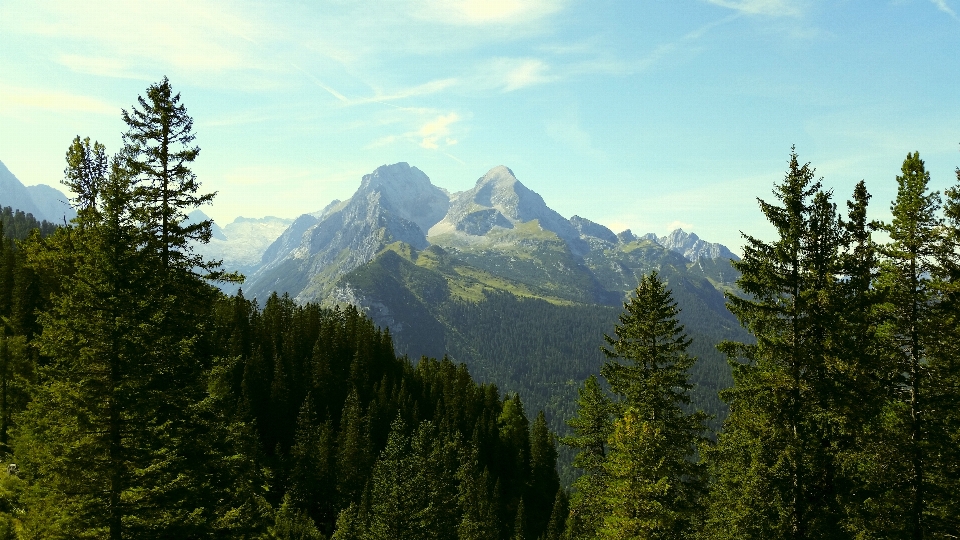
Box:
[267,495,324,540]
[339,242,747,486]
[121,76,215,273]
[704,150,852,539]
[703,148,960,539]
[563,273,707,540]
[207,292,566,538]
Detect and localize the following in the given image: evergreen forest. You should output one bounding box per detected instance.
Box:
[0,79,957,539]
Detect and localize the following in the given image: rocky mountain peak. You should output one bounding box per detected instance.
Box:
[470,165,545,223]
[428,166,586,253]
[655,228,738,262]
[356,162,449,234]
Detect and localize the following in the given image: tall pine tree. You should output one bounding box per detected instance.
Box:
[596,272,707,540]
[874,151,955,538]
[705,150,849,539]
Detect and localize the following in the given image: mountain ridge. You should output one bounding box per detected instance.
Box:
[0,159,76,224]
[244,162,738,305]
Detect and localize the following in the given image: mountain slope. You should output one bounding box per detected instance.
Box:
[0,159,76,223]
[241,163,746,450]
[247,163,449,302]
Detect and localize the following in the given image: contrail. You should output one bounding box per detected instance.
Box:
[291,63,349,102]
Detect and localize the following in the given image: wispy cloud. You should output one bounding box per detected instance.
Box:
[0,84,116,115]
[5,0,277,82]
[355,78,460,105]
[411,0,566,26]
[364,111,464,151]
[482,58,558,92]
[292,63,349,102]
[931,0,959,19]
[634,15,740,72]
[703,0,802,16]
[418,113,461,149]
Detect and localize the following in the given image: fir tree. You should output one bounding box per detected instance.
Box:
[561,375,612,539]
[527,410,561,540]
[597,272,707,540]
[874,151,955,538]
[120,76,214,272]
[705,150,849,539]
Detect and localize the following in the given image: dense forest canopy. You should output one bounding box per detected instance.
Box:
[0,79,957,539]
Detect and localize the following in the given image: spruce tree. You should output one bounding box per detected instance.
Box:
[597,271,707,540]
[561,375,612,539]
[527,410,560,540]
[874,151,955,538]
[17,80,242,538]
[120,76,214,272]
[16,157,152,538]
[704,150,848,539]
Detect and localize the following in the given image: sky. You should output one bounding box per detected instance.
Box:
[1,0,959,253]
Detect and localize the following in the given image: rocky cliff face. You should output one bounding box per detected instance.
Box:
[652,229,739,262]
[429,165,588,254]
[246,163,450,302]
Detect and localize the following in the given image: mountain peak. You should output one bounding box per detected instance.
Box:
[355,162,449,234]
[475,165,518,186]
[360,162,423,190]
[656,228,737,262]
[0,158,76,223]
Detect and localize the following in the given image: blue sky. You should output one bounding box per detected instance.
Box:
[1,0,958,252]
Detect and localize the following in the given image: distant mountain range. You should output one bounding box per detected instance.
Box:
[201,162,747,446]
[188,210,293,278]
[2,156,746,473]
[237,163,739,306]
[0,160,76,224]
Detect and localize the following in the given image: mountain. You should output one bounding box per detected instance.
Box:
[242,163,746,463]
[645,228,739,262]
[247,162,449,302]
[188,210,294,278]
[428,165,587,253]
[0,159,76,223]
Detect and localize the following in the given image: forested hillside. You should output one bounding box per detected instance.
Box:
[0,79,569,539]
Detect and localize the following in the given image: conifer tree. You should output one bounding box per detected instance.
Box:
[929,158,960,531]
[527,410,560,540]
[16,156,152,538]
[562,375,612,539]
[705,150,849,539]
[267,494,324,540]
[457,447,500,540]
[63,136,108,213]
[16,80,243,539]
[365,417,458,540]
[288,396,335,529]
[336,388,372,507]
[874,151,957,538]
[120,76,214,272]
[597,271,707,540]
